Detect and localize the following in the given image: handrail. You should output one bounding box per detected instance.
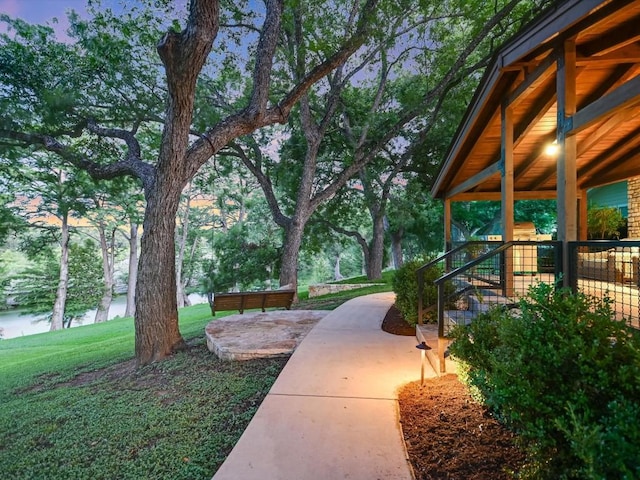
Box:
[416,241,502,324]
[434,242,513,285]
[416,241,503,274]
[429,240,562,373]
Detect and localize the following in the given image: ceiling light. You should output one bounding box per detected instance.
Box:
[545,140,559,156]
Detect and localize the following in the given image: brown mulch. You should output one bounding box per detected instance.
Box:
[383,305,527,479]
[381,303,417,335]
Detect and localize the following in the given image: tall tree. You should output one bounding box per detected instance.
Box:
[235,0,554,289]
[0,1,379,364]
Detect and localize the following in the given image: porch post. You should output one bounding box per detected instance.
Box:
[557,40,578,285]
[444,198,452,252]
[501,100,515,297]
[579,188,588,240]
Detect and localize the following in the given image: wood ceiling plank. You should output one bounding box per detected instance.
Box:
[568,75,640,135]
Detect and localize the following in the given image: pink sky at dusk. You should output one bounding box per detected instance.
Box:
[0,0,88,23]
[0,0,89,38]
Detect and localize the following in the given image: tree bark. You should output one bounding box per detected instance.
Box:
[125,221,138,318]
[279,218,305,290]
[50,211,70,331]
[390,225,404,269]
[367,211,386,280]
[94,223,115,323]
[134,187,185,365]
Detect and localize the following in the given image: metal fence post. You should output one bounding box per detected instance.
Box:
[417,269,424,325]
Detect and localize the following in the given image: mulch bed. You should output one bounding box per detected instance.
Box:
[383,304,527,479]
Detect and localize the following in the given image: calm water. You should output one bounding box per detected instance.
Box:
[0,294,206,339]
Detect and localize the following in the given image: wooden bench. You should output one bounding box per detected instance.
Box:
[208,289,296,316]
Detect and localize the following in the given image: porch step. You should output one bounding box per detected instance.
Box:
[466,290,517,313]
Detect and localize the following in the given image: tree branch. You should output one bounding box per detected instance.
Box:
[224,140,290,228]
[0,129,155,191]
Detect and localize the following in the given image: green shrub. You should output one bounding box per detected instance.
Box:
[393,259,455,325]
[450,283,640,479]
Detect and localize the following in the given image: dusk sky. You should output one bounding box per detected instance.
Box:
[0,1,191,39]
[0,0,89,27]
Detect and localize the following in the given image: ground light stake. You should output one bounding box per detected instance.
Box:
[416,341,431,385]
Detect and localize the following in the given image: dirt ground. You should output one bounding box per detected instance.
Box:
[382,306,527,479]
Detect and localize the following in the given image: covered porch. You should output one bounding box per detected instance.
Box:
[424,0,640,371]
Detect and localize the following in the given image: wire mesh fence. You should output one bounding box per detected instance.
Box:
[419,241,562,337]
[569,241,640,328]
[419,240,640,338]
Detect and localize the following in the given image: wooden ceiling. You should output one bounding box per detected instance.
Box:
[432,0,640,201]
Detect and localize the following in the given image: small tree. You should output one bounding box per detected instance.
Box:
[587,204,626,239]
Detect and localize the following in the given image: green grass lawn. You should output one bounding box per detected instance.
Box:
[0,277,394,479]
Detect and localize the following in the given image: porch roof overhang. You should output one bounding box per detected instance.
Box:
[431,0,640,202]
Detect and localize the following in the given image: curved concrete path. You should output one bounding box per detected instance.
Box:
[212,292,437,480]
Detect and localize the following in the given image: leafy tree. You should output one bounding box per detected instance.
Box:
[83,177,139,323]
[6,152,96,330]
[236,0,555,289]
[588,204,625,240]
[0,1,380,364]
[0,198,25,244]
[175,180,217,307]
[65,239,104,324]
[11,240,102,327]
[386,179,445,261]
[204,221,281,293]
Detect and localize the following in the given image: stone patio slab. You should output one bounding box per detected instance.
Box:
[205,310,329,360]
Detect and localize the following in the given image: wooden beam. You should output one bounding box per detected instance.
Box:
[578,130,640,182]
[580,14,640,57]
[581,144,640,189]
[576,55,640,67]
[501,101,515,297]
[443,198,451,251]
[579,188,588,241]
[450,190,560,201]
[578,63,640,110]
[568,75,640,136]
[577,107,639,156]
[530,65,640,190]
[506,52,557,108]
[526,162,556,191]
[514,131,558,181]
[513,85,557,149]
[506,0,635,68]
[557,39,578,285]
[444,161,502,199]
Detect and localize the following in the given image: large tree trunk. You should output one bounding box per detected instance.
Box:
[50,212,69,331]
[134,188,185,365]
[366,212,386,280]
[94,223,115,323]
[125,221,138,318]
[390,228,404,269]
[279,219,305,291]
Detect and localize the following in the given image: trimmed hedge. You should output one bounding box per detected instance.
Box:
[392,259,456,325]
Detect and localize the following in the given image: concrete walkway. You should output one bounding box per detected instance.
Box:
[212,292,437,480]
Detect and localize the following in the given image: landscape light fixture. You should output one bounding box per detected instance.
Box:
[416,341,432,385]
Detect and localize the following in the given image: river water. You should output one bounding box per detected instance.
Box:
[0,294,207,339]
